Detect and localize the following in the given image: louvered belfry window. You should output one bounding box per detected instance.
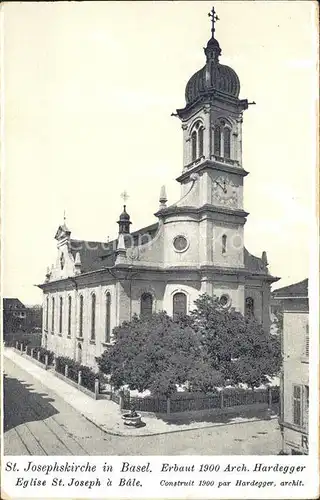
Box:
[214,125,221,156]
[198,127,204,157]
[191,131,197,161]
[224,128,231,158]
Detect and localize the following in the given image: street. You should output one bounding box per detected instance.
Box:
[4,357,281,455]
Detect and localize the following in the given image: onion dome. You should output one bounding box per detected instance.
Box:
[185,7,240,105]
[119,205,130,221]
[117,205,132,234]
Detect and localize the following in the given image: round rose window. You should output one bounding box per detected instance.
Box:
[173,235,188,252]
[219,294,231,308]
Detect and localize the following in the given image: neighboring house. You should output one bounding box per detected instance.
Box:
[273,279,309,455]
[25,305,43,332]
[3,298,27,336]
[37,7,279,369]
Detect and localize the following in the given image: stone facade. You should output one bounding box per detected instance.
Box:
[39,8,279,370]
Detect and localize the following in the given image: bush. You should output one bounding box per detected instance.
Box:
[31,346,54,365]
[55,356,99,392]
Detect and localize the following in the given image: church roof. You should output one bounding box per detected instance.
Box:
[3,298,26,310]
[272,279,308,298]
[70,240,116,273]
[70,222,159,274]
[243,248,268,274]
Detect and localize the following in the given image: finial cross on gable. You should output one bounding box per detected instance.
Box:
[208,6,219,37]
[120,190,129,204]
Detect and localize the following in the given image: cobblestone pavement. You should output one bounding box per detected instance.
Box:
[4,357,282,456]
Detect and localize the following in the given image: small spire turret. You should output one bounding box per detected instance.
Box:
[117,205,132,234]
[159,185,167,210]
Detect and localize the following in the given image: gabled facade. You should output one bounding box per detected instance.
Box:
[38,7,279,369]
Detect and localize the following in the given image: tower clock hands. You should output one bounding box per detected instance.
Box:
[215,179,228,194]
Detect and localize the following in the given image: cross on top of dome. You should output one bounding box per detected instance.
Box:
[120,190,129,204]
[208,6,219,38]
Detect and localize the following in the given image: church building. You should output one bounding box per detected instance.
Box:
[39,7,279,368]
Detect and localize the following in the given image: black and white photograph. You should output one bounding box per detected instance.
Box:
[2,1,318,498]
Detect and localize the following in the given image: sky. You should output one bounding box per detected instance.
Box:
[2,1,317,305]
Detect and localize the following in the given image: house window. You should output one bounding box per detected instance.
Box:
[105,292,111,343]
[59,297,63,334]
[214,125,221,156]
[305,323,309,357]
[140,293,153,318]
[293,385,302,426]
[245,297,254,318]
[191,131,197,161]
[173,292,187,319]
[79,295,83,338]
[303,385,309,431]
[68,296,72,337]
[224,128,231,158]
[51,297,55,333]
[46,296,49,330]
[91,293,96,341]
[222,234,227,254]
[198,127,204,157]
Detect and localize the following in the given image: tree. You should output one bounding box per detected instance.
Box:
[190,294,282,389]
[97,294,281,395]
[97,311,202,397]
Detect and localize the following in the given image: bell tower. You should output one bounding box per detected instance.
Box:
[176,6,250,202]
[173,6,252,269]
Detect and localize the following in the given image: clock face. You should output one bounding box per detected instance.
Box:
[212,176,238,208]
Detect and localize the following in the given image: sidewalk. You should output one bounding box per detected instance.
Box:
[4,347,277,437]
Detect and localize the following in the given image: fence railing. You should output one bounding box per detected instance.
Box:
[118,386,279,415]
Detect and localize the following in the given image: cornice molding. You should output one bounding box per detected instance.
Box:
[177,159,249,183]
[155,203,249,222]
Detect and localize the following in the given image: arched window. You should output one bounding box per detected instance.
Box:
[191,131,197,161]
[59,297,63,334]
[46,296,49,330]
[79,295,83,338]
[173,292,187,319]
[68,296,72,337]
[91,293,96,341]
[140,293,153,318]
[105,292,111,343]
[245,297,254,318]
[198,127,204,157]
[224,128,231,158]
[222,234,227,254]
[214,125,221,156]
[51,297,55,333]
